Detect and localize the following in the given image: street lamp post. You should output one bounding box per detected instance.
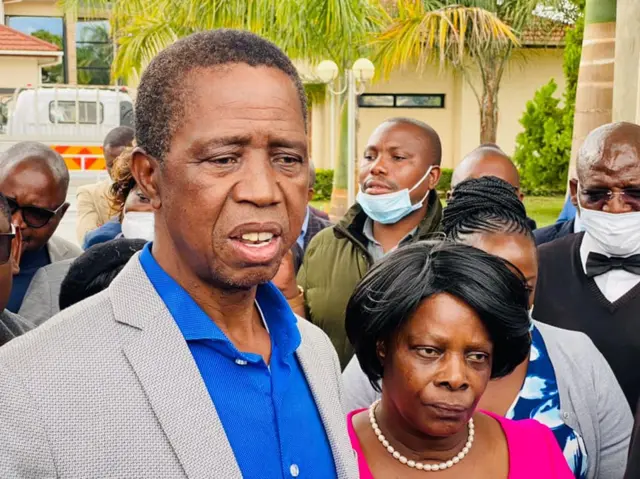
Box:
[316,58,375,208]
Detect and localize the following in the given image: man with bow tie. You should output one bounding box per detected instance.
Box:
[534,121,640,409]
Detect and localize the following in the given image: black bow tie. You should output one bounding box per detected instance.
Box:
[585,252,640,278]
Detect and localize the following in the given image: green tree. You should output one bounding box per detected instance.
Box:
[514,80,570,194]
[371,0,562,144]
[31,29,64,84]
[514,1,584,194]
[60,0,383,216]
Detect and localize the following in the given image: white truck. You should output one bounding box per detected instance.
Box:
[0,84,134,174]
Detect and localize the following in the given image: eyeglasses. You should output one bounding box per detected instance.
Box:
[579,188,640,209]
[5,196,66,229]
[0,224,15,265]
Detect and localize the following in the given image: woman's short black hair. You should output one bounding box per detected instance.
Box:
[345,241,531,391]
[59,239,147,310]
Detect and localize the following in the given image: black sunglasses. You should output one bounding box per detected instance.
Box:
[0,224,15,265]
[6,196,65,229]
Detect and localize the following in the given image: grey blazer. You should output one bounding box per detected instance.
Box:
[0,256,358,479]
[342,321,632,479]
[46,235,82,262]
[18,259,73,326]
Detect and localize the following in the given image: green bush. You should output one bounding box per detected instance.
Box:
[515,11,583,196]
[438,168,453,194]
[313,169,334,201]
[514,80,571,195]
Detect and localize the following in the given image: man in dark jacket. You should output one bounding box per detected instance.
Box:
[298,161,331,252]
[297,118,443,368]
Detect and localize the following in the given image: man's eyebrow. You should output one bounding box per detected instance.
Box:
[268,138,308,152]
[195,135,253,150]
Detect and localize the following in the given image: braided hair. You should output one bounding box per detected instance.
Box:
[443,176,534,242]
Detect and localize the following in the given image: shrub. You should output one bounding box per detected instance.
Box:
[313,169,334,201]
[514,80,571,195]
[438,168,453,193]
[514,11,583,196]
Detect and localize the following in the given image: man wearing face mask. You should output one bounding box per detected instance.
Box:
[297,118,442,368]
[534,121,640,409]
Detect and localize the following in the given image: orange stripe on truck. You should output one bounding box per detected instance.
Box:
[51,145,105,171]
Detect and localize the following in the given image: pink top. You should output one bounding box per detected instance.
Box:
[347,409,574,479]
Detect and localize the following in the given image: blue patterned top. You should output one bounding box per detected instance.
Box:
[505,325,588,478]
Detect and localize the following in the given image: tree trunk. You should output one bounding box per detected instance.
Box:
[568,0,617,179]
[329,98,350,220]
[480,81,499,144]
[613,0,640,122]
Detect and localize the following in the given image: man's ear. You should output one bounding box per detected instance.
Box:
[10,227,22,275]
[131,147,162,210]
[428,165,442,190]
[308,188,314,202]
[569,178,579,209]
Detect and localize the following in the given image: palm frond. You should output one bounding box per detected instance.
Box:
[372,1,520,78]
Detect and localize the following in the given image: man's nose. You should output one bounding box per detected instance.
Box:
[232,154,283,207]
[603,192,633,214]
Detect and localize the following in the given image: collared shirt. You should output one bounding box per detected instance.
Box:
[573,214,584,234]
[580,233,640,303]
[362,217,417,262]
[139,244,337,479]
[297,207,310,250]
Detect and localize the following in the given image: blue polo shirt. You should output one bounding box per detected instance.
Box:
[139,244,337,479]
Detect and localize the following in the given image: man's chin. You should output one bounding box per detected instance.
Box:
[215,264,281,290]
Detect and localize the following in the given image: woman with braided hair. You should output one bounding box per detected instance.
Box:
[343,176,632,479]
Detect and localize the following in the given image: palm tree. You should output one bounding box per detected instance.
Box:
[372,0,560,144]
[567,0,616,177]
[60,0,382,217]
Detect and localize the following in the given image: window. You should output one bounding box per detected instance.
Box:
[6,16,66,84]
[358,93,446,109]
[49,101,104,124]
[76,20,113,86]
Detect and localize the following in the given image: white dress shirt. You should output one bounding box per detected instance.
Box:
[580,233,640,303]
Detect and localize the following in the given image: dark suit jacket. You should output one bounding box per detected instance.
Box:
[310,206,330,221]
[303,208,331,251]
[533,219,575,246]
[625,401,640,479]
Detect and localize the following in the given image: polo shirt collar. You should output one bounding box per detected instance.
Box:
[138,243,301,358]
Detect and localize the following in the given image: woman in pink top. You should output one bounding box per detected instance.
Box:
[344,241,573,478]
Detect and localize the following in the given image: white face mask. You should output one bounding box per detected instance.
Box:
[121,211,154,242]
[578,190,640,257]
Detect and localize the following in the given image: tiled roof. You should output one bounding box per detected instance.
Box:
[521,19,567,46]
[0,25,61,52]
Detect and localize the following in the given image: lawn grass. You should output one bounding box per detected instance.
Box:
[311,196,566,229]
[523,196,565,228]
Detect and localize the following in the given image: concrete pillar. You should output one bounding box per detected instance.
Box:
[613,0,640,122]
[64,15,77,85]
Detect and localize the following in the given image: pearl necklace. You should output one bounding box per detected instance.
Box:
[368,399,475,472]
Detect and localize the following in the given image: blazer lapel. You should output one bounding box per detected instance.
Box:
[111,258,242,479]
[297,336,353,479]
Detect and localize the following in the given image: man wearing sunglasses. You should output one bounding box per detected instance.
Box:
[535,121,640,410]
[0,194,32,347]
[0,141,81,313]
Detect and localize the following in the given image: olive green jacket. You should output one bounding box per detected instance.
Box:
[297,193,443,369]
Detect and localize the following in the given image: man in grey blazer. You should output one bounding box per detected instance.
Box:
[0,30,357,479]
[0,141,81,313]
